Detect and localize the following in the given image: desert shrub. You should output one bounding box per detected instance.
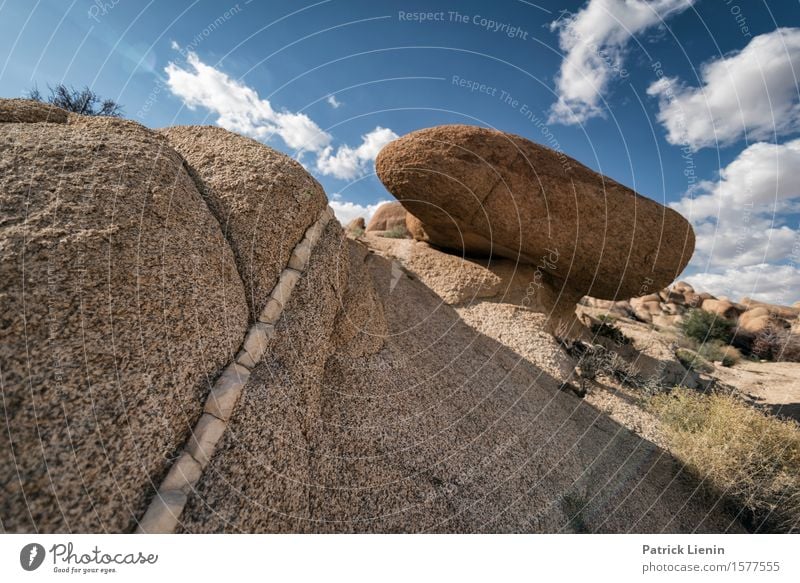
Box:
[752,326,800,362]
[680,309,734,344]
[651,389,800,532]
[27,83,123,116]
[697,341,741,367]
[675,348,714,374]
[348,227,365,238]
[590,320,631,346]
[382,226,408,239]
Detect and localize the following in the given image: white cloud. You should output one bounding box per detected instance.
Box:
[684,264,800,305]
[164,50,394,179]
[648,27,800,150]
[329,199,391,225]
[549,0,695,125]
[672,139,800,220]
[316,127,398,180]
[165,51,331,151]
[672,139,800,304]
[326,95,342,108]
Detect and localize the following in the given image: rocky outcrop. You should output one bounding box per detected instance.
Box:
[365,201,410,237]
[345,216,366,236]
[0,98,68,123]
[160,126,327,320]
[0,101,249,532]
[1,100,742,534]
[376,125,695,327]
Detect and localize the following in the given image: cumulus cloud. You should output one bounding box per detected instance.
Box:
[164,50,394,179]
[648,27,800,150]
[549,0,695,125]
[684,264,800,305]
[316,127,398,180]
[326,94,342,108]
[329,199,391,225]
[165,51,331,151]
[672,139,800,304]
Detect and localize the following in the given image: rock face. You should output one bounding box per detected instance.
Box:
[160,126,327,320]
[0,98,68,123]
[376,125,695,324]
[1,100,742,534]
[0,101,249,532]
[177,225,737,534]
[365,201,409,236]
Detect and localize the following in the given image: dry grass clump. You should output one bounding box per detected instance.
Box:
[675,348,715,374]
[697,341,741,367]
[382,226,408,239]
[651,389,800,532]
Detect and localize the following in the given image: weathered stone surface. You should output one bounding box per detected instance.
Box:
[258,298,284,324]
[205,363,251,420]
[0,98,68,123]
[272,268,301,307]
[0,101,248,533]
[177,219,738,534]
[135,490,187,534]
[186,414,228,468]
[366,201,409,236]
[238,323,276,369]
[160,126,326,319]
[288,238,313,270]
[376,125,695,317]
[160,453,203,494]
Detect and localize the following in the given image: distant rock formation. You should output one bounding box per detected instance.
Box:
[365,201,409,237]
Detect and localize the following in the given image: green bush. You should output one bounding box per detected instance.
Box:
[651,389,800,532]
[680,309,735,344]
[675,348,714,374]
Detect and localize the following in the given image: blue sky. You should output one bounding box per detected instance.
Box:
[1,0,799,303]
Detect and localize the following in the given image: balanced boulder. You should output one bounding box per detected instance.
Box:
[376,125,695,325]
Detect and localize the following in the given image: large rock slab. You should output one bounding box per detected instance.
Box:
[0,101,249,532]
[376,125,695,325]
[160,126,327,319]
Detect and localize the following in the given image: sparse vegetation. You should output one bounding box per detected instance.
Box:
[695,340,741,367]
[752,326,800,363]
[680,309,734,345]
[382,226,408,239]
[651,389,800,532]
[590,320,631,346]
[27,83,123,117]
[675,348,714,374]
